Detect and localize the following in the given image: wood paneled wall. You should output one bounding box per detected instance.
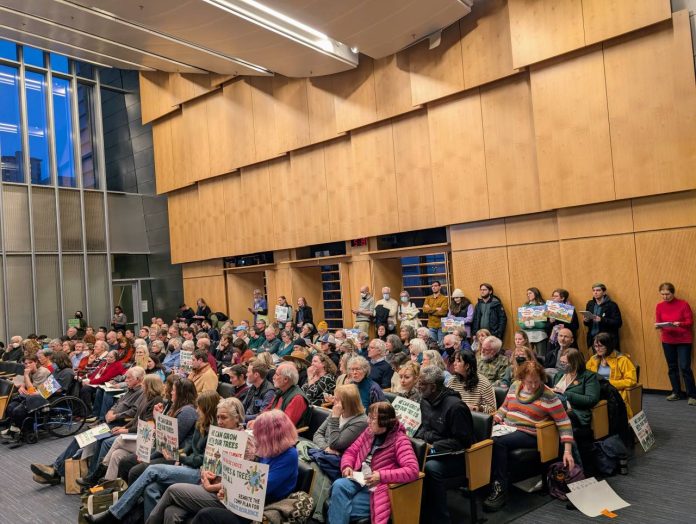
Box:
[449,190,696,391]
[159,8,695,265]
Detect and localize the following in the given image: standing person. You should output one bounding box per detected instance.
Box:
[397,290,421,331]
[295,296,314,333]
[422,281,448,344]
[472,283,507,343]
[545,288,580,352]
[518,288,549,357]
[583,283,622,350]
[447,289,474,339]
[374,287,399,334]
[274,296,293,326]
[111,306,127,332]
[655,282,695,405]
[247,289,268,324]
[352,285,375,335]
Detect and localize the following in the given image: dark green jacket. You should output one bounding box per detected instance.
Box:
[553,369,600,427]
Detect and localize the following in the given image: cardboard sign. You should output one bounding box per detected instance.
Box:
[221,454,269,522]
[628,411,655,452]
[545,300,575,323]
[391,396,422,437]
[275,305,290,322]
[344,329,361,342]
[441,317,465,334]
[36,375,62,399]
[155,413,179,460]
[67,318,81,329]
[566,478,630,517]
[136,420,155,463]
[179,350,193,374]
[74,423,111,448]
[517,305,547,325]
[204,426,249,475]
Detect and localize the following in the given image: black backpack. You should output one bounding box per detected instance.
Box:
[598,377,633,447]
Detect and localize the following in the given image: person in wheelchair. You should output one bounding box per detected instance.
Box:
[2,354,51,438]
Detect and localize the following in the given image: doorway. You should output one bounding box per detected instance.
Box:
[112,280,142,332]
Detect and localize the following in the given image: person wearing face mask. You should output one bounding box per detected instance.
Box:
[1,336,24,362]
[374,287,399,335]
[351,285,375,335]
[495,346,536,390]
[397,291,421,330]
[553,348,600,429]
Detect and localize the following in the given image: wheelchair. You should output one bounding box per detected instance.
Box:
[20,393,87,444]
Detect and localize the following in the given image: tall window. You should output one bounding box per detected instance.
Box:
[78,83,98,189]
[25,71,51,185]
[0,64,23,182]
[401,254,450,322]
[52,77,76,187]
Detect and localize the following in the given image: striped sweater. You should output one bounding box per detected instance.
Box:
[496,381,574,443]
[448,374,497,414]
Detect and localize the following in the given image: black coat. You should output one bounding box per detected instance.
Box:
[584,298,622,349]
[416,387,474,453]
[471,295,507,341]
[295,306,314,329]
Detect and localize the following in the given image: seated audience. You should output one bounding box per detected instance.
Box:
[162,338,182,372]
[408,337,427,364]
[347,356,386,410]
[328,401,419,524]
[189,350,219,394]
[146,354,166,381]
[247,326,265,352]
[2,336,25,362]
[586,332,638,417]
[484,361,574,512]
[497,346,537,389]
[471,329,491,353]
[260,327,282,355]
[368,339,393,389]
[243,361,275,422]
[257,362,309,428]
[395,361,421,401]
[449,350,496,414]
[277,329,296,358]
[421,349,452,385]
[2,355,51,437]
[388,353,410,393]
[544,327,575,379]
[477,336,508,385]
[222,364,250,399]
[399,325,416,348]
[302,353,337,406]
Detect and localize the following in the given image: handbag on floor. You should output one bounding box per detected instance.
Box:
[77,478,128,524]
[547,461,585,501]
[64,457,89,495]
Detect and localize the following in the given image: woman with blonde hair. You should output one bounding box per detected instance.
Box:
[471,329,491,353]
[496,346,537,389]
[396,361,421,402]
[421,349,452,385]
[408,337,427,364]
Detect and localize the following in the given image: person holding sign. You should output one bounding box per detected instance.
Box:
[447,288,474,338]
[545,288,580,353]
[190,410,299,524]
[416,366,475,524]
[146,397,251,523]
[86,391,221,523]
[518,288,549,357]
[328,402,419,524]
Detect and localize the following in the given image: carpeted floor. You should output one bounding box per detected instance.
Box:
[0,392,692,523]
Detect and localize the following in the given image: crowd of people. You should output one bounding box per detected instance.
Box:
[0,280,690,523]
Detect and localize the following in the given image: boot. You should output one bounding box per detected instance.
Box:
[483,480,507,512]
[85,509,119,524]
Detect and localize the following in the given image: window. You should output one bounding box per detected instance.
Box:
[401,254,450,321]
[52,77,76,187]
[78,83,98,188]
[23,46,45,68]
[0,40,17,61]
[50,53,69,74]
[75,61,94,79]
[25,71,51,184]
[0,64,23,182]
[320,265,343,330]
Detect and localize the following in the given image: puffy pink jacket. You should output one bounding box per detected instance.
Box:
[340,423,419,524]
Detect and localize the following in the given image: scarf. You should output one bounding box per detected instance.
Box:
[356,377,374,410]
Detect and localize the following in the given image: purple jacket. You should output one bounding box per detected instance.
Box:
[341,423,419,524]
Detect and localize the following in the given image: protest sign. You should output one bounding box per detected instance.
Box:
[204,426,249,475]
[136,420,155,463]
[221,454,269,522]
[392,396,422,437]
[628,411,655,452]
[344,329,361,342]
[545,300,575,323]
[36,375,62,399]
[179,350,193,373]
[74,423,111,448]
[155,413,179,460]
[441,317,465,334]
[517,305,547,328]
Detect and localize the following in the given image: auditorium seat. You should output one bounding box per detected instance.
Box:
[507,420,560,484]
[217,383,234,399]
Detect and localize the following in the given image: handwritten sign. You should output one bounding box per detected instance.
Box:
[204,426,249,475]
[136,420,155,463]
[179,350,193,374]
[392,396,422,437]
[545,301,575,323]
[441,318,465,334]
[628,411,655,452]
[74,423,111,448]
[155,413,179,460]
[221,454,269,522]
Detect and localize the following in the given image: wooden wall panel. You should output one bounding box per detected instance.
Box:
[226,271,265,325]
[531,47,615,209]
[239,163,272,253]
[182,260,223,279]
[557,201,633,239]
[504,212,559,245]
[373,53,415,120]
[168,110,189,191]
[184,275,226,315]
[346,259,373,326]
[267,158,296,251]
[460,0,516,89]
[451,247,514,343]
[167,189,187,264]
[450,220,507,251]
[152,116,174,194]
[197,177,226,259]
[427,90,489,225]
[634,228,696,390]
[631,191,696,233]
[480,74,540,218]
[289,145,331,245]
[508,0,586,68]
[392,111,435,231]
[291,267,325,326]
[182,97,211,184]
[371,258,403,304]
[604,17,696,198]
[582,0,672,45]
[248,77,280,161]
[171,73,212,106]
[333,58,378,133]
[139,71,176,124]
[184,186,203,261]
[221,173,242,255]
[323,137,361,242]
[409,23,465,106]
[350,123,399,237]
[273,76,310,154]
[559,235,645,368]
[306,76,341,144]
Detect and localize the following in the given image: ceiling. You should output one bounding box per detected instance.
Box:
[0,0,473,78]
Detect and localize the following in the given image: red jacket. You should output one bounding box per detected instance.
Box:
[88,360,126,385]
[341,423,419,524]
[656,298,693,344]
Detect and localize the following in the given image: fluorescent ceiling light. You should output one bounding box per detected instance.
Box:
[204,0,358,67]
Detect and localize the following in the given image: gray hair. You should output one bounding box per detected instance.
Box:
[422,350,446,372]
[151,340,165,352]
[420,366,445,387]
[217,397,245,426]
[94,340,108,352]
[127,366,145,381]
[369,338,386,357]
[409,338,427,354]
[134,339,148,349]
[276,362,299,385]
[416,327,431,339]
[168,338,182,351]
[182,340,195,352]
[443,334,458,346]
[483,336,503,352]
[347,355,371,375]
[196,331,210,340]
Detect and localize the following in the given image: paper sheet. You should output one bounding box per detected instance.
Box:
[566,479,630,517]
[491,425,517,438]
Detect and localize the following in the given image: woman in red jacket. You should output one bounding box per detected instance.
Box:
[79,350,126,412]
[328,401,419,524]
[656,282,695,404]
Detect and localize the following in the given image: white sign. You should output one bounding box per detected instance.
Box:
[344,329,361,342]
[628,410,655,452]
[155,413,179,460]
[136,420,155,463]
[204,426,249,475]
[391,396,422,437]
[141,300,149,313]
[179,350,193,374]
[566,478,630,517]
[275,305,289,322]
[221,454,269,522]
[74,423,111,448]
